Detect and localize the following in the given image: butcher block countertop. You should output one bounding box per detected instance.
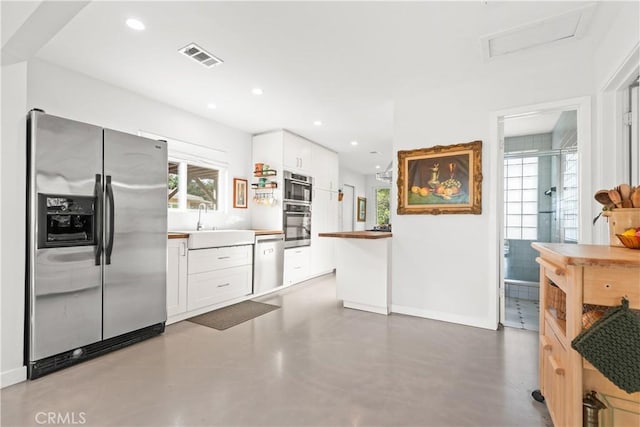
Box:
[168,230,283,239]
[319,231,392,239]
[531,242,640,267]
[168,232,189,239]
[253,230,284,236]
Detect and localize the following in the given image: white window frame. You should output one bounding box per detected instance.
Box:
[139,131,229,212]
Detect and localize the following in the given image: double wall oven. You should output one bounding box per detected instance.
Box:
[283,171,312,248]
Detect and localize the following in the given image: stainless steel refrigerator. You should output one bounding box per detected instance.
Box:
[26,110,167,379]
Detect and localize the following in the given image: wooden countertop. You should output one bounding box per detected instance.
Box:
[319,231,392,239]
[168,233,189,239]
[532,242,640,267]
[252,230,284,236]
[168,230,282,239]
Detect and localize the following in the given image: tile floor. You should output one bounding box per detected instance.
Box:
[1,274,551,427]
[504,297,540,332]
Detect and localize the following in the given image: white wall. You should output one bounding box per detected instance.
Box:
[27,59,253,231]
[339,167,367,231]
[0,59,252,386]
[391,41,597,329]
[1,62,28,387]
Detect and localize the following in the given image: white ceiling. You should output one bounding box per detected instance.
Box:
[3,1,611,174]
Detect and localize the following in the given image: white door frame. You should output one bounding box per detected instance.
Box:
[489,96,592,326]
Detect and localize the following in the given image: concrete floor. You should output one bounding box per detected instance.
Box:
[1,274,551,427]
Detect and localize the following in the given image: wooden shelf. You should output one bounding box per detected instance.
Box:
[253,169,277,177]
[251,183,277,189]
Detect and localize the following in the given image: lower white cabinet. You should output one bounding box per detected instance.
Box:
[311,188,339,275]
[167,238,188,318]
[284,246,311,285]
[187,265,252,311]
[186,244,253,311]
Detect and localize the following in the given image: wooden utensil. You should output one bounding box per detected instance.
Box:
[631,187,640,208]
[608,189,622,208]
[619,184,632,208]
[594,190,612,206]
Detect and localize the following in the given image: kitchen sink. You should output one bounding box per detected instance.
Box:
[174,230,256,249]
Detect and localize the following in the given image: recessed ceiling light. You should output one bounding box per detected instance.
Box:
[207,103,217,109]
[375,165,381,169]
[313,120,322,126]
[252,88,263,95]
[350,141,358,146]
[126,18,145,31]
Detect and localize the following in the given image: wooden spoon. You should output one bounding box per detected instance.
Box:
[619,184,632,208]
[608,189,622,208]
[631,187,640,208]
[594,189,613,206]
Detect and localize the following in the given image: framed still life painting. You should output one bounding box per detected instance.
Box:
[397,140,482,215]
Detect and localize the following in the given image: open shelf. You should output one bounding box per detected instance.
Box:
[253,169,277,177]
[251,182,277,189]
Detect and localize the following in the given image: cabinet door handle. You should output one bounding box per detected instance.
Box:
[535,257,565,276]
[217,283,231,288]
[218,256,231,260]
[294,266,301,270]
[548,355,564,375]
[540,335,552,351]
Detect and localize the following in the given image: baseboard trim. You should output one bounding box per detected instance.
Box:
[1,366,27,388]
[391,304,498,330]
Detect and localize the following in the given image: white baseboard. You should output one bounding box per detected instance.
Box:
[1,366,27,388]
[391,304,498,330]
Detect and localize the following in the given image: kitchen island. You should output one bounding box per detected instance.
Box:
[319,231,392,315]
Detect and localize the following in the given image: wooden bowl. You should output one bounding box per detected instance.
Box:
[615,234,640,249]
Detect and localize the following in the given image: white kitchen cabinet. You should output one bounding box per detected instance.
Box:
[283,131,311,173]
[186,244,253,311]
[167,238,188,321]
[311,144,339,191]
[311,188,339,275]
[284,246,311,285]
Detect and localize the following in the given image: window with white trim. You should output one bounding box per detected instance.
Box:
[504,157,538,240]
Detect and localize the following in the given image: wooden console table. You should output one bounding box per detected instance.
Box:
[532,243,640,427]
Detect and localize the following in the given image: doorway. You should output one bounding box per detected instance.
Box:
[341,184,355,231]
[492,97,591,331]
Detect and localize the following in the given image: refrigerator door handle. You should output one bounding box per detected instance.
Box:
[105,175,115,265]
[94,174,103,266]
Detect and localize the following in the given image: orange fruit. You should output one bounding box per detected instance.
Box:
[419,187,429,197]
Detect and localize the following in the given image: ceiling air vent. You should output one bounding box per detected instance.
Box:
[480,4,595,60]
[179,43,223,68]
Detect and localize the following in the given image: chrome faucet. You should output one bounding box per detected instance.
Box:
[197,203,208,231]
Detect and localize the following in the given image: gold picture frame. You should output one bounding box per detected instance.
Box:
[357,197,367,222]
[397,140,482,215]
[233,178,248,209]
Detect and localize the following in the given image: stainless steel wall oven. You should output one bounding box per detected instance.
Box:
[283,171,312,203]
[283,202,311,248]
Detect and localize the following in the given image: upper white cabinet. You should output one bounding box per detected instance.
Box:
[311,144,339,191]
[283,131,311,173]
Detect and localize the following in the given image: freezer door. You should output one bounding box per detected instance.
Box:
[103,129,167,339]
[28,111,103,361]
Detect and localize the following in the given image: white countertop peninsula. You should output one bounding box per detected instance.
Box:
[319,231,392,315]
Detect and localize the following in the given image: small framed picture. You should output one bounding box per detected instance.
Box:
[357,197,367,222]
[233,178,248,209]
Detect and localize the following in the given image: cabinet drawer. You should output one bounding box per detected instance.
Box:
[188,245,253,274]
[583,266,640,309]
[284,247,310,285]
[187,265,252,311]
[541,320,568,427]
